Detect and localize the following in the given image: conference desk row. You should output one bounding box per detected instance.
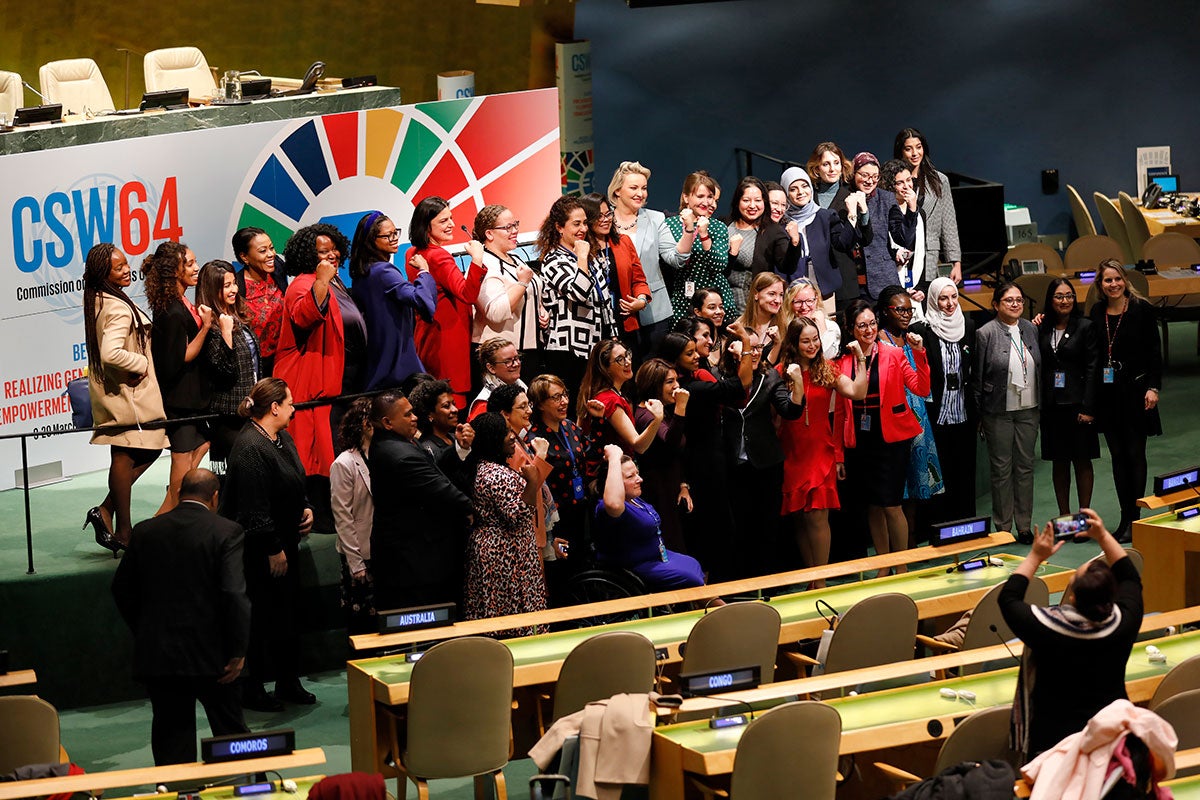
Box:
[347,550,1073,773]
[960,268,1200,312]
[0,85,402,156]
[651,622,1200,800]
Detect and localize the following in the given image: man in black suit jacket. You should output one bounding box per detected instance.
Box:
[112,468,251,765]
[368,391,473,612]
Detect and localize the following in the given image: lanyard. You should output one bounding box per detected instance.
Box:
[1010,328,1028,383]
[556,425,578,473]
[1104,299,1127,366]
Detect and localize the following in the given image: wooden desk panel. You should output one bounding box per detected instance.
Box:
[0,670,36,689]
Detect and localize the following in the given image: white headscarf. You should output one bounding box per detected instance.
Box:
[780,167,818,231]
[925,277,965,343]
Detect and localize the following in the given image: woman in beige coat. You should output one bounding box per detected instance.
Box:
[83,243,169,553]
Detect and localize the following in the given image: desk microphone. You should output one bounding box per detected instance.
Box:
[709,696,756,728]
[989,624,1020,663]
[22,82,45,101]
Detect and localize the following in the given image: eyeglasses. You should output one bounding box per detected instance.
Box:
[857,173,880,183]
[855,320,878,330]
[887,306,915,316]
[612,353,632,366]
[794,297,818,308]
[598,210,615,221]
[375,231,401,242]
[1052,294,1075,302]
[493,356,522,367]
[748,345,764,354]
[491,222,521,234]
[1000,297,1025,307]
[548,392,569,404]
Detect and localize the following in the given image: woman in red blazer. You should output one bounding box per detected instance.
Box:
[405,196,487,408]
[583,193,651,354]
[277,223,348,479]
[836,298,930,574]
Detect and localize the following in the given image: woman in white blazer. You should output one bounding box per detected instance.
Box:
[330,397,375,634]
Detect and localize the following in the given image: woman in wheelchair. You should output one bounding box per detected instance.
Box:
[592,444,705,590]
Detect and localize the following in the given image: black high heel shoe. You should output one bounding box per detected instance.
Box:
[83,507,123,559]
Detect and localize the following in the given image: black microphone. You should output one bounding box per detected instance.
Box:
[710,696,756,724]
[22,81,45,102]
[989,624,1020,663]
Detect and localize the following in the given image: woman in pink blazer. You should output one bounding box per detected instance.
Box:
[330,397,374,634]
[836,298,930,573]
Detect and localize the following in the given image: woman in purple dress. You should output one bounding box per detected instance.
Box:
[593,444,704,590]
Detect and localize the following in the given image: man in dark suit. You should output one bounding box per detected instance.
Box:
[368,390,473,612]
[112,468,251,765]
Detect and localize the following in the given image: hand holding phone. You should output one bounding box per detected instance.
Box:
[1050,512,1090,541]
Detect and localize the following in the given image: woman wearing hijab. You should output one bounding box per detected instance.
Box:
[851,153,900,301]
[910,277,977,522]
[778,166,858,317]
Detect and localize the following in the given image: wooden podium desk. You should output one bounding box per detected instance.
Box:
[1134,491,1200,611]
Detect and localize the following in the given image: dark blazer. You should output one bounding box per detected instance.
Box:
[730,220,790,276]
[112,502,250,680]
[972,318,1042,416]
[369,430,473,610]
[1038,316,1100,414]
[352,262,438,390]
[778,207,855,297]
[722,368,803,469]
[152,299,211,411]
[825,182,873,304]
[1087,295,1163,435]
[910,317,977,423]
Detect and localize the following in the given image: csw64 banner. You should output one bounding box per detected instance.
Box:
[0,88,561,490]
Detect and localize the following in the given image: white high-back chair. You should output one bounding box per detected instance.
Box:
[0,71,24,119]
[143,47,217,101]
[39,58,115,114]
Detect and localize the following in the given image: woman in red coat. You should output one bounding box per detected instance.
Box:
[405,196,486,408]
[277,223,348,479]
[581,193,651,356]
[836,298,929,573]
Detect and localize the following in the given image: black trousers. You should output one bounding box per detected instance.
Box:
[1104,426,1149,529]
[146,676,248,765]
[244,541,300,686]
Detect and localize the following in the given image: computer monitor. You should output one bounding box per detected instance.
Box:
[1021,259,1044,275]
[1151,174,1180,193]
[140,88,189,111]
[13,104,63,126]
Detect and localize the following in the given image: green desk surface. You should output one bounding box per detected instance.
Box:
[109,777,323,800]
[654,629,1200,756]
[1138,508,1200,532]
[1166,775,1200,800]
[352,555,1070,689]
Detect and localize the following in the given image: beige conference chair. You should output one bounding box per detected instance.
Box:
[692,701,842,800]
[0,71,23,119]
[144,46,217,102]
[39,58,115,114]
[876,704,1019,790]
[1150,654,1200,710]
[1094,193,1135,264]
[680,601,781,684]
[1118,191,1152,263]
[788,593,918,691]
[540,630,656,734]
[0,695,63,773]
[1064,235,1126,272]
[389,636,513,800]
[918,578,1048,675]
[1067,184,1098,238]
[1151,688,1200,751]
[1006,242,1065,275]
[1142,232,1200,268]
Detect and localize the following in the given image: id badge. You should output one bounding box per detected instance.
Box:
[860,413,872,432]
[684,280,696,297]
[1054,371,1066,389]
[1103,367,1115,384]
[571,475,584,501]
[658,539,669,563]
[945,373,961,391]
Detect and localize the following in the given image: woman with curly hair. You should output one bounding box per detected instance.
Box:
[143,240,213,514]
[350,211,437,391]
[581,192,651,353]
[330,397,375,634]
[776,317,867,580]
[405,196,487,408]
[577,338,663,478]
[467,336,526,421]
[196,260,260,468]
[278,222,348,480]
[538,194,615,405]
[232,227,286,376]
[82,243,169,553]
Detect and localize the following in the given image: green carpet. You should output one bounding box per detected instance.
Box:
[4,326,1200,800]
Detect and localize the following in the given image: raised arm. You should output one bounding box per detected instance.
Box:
[601,444,627,518]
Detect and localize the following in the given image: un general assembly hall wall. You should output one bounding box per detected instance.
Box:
[575,0,1200,236]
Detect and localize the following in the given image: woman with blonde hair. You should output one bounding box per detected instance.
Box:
[783,276,841,360]
[607,161,675,353]
[736,272,788,364]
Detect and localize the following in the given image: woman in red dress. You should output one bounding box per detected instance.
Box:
[405,196,486,408]
[776,317,867,584]
[577,338,663,478]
